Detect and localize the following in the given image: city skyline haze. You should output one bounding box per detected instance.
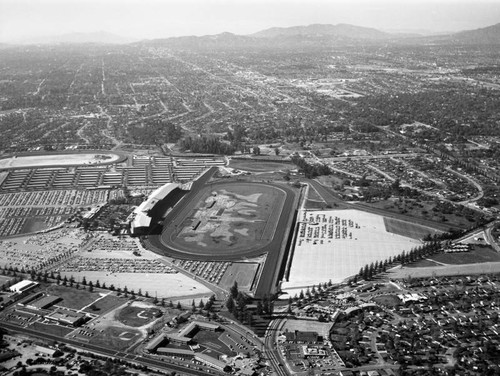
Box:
[1,0,500,43]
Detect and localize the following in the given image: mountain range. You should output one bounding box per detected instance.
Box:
[6,22,500,47]
[141,22,500,49]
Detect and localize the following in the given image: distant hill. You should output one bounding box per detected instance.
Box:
[251,23,390,40]
[451,23,500,44]
[139,22,500,49]
[17,31,137,45]
[141,23,398,50]
[142,32,255,48]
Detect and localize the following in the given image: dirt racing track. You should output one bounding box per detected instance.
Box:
[147,179,297,262]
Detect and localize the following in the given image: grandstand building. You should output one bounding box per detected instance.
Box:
[129,182,188,235]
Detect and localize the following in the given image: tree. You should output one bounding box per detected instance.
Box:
[256,301,264,315]
[226,297,235,313]
[230,281,239,299]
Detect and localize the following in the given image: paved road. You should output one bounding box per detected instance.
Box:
[264,318,289,376]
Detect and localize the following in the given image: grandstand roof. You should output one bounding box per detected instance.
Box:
[132,212,152,228]
[131,182,180,231]
[136,183,179,213]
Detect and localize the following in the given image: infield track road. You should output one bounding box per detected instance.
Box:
[146,176,297,261]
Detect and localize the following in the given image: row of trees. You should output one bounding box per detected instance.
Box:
[357,241,442,281]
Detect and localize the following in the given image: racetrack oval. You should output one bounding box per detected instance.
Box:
[147,181,295,261]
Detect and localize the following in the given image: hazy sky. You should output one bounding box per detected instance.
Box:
[1,0,500,42]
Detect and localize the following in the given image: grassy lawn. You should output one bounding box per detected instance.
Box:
[30,322,74,337]
[91,326,143,351]
[372,294,402,307]
[46,285,103,310]
[429,245,500,265]
[83,294,125,314]
[366,198,479,230]
[406,259,442,268]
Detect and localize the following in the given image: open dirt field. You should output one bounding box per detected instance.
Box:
[282,209,421,295]
[0,153,121,169]
[58,271,212,299]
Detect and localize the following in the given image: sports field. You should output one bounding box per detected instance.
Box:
[115,302,162,327]
[163,182,287,256]
[0,152,121,169]
[282,209,421,295]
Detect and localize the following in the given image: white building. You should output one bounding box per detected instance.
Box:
[129,182,183,234]
[9,280,38,293]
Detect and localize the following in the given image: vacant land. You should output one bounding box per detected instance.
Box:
[372,294,402,307]
[384,217,441,240]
